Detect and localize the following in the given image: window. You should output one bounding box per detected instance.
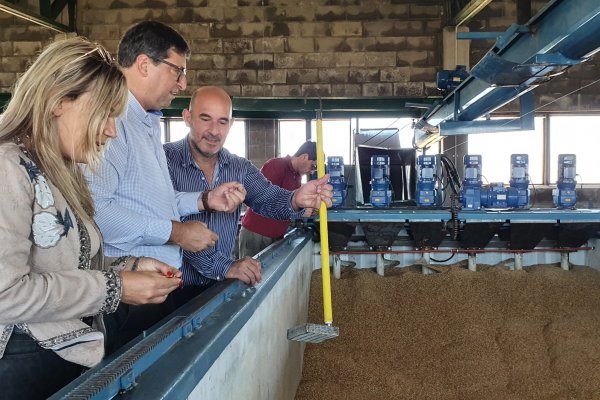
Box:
[310,119,352,162]
[167,120,188,143]
[548,115,600,184]
[224,120,246,158]
[356,117,414,149]
[279,119,352,163]
[278,120,307,159]
[467,117,544,184]
[458,114,600,185]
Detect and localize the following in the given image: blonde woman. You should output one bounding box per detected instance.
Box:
[0,37,182,399]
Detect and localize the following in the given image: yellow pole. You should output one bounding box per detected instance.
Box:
[316,115,333,325]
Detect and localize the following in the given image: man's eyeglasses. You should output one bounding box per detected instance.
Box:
[151,57,187,83]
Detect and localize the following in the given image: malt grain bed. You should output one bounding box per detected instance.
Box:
[296,263,600,400]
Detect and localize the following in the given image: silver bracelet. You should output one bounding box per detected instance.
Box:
[100,269,122,314]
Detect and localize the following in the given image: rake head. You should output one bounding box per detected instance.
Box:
[287,323,339,343]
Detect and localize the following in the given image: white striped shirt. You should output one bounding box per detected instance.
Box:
[86,93,199,268]
[164,138,303,286]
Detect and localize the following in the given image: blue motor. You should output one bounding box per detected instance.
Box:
[416,155,436,206]
[370,155,392,207]
[481,183,509,208]
[464,154,530,209]
[508,154,529,208]
[553,154,577,209]
[480,184,528,209]
[461,154,482,210]
[327,156,346,208]
[437,65,469,92]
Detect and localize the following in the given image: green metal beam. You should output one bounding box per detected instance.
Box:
[67,0,75,31]
[0,93,9,111]
[39,0,50,19]
[0,0,73,33]
[48,0,76,31]
[163,97,438,119]
[1,93,438,119]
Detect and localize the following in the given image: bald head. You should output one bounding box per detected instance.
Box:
[184,86,234,161]
[189,86,232,117]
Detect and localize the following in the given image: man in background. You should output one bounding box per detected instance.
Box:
[238,141,318,258]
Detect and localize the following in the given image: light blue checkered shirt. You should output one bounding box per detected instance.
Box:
[86,92,200,268]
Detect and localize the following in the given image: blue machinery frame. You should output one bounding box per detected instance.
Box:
[50,232,310,400]
[413,0,600,148]
[327,208,600,223]
[324,208,600,251]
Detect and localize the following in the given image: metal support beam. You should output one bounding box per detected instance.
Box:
[414,0,600,148]
[451,0,493,26]
[439,91,535,135]
[54,0,76,31]
[0,0,75,33]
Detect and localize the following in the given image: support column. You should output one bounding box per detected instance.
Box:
[561,252,570,271]
[514,253,523,270]
[467,252,476,272]
[422,252,434,275]
[333,255,341,279]
[376,254,385,276]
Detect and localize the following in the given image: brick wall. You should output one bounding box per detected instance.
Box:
[1,1,599,110]
[2,0,598,109]
[73,0,445,99]
[0,13,58,92]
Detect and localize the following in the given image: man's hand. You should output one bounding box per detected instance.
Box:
[207,182,246,212]
[170,220,218,252]
[225,257,262,286]
[302,207,318,217]
[291,175,333,211]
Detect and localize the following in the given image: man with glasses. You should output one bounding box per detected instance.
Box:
[164,86,331,303]
[85,21,244,352]
[150,57,187,83]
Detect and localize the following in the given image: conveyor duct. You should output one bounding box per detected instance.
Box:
[413,0,600,148]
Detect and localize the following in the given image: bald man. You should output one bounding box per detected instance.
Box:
[164,86,333,302]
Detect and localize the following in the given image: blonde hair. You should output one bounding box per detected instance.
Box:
[0,37,128,222]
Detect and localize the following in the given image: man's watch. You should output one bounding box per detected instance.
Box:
[202,190,212,213]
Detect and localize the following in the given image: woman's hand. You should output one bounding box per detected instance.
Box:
[120,270,181,305]
[135,257,182,279]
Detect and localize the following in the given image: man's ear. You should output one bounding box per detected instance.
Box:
[182,109,191,127]
[135,54,150,77]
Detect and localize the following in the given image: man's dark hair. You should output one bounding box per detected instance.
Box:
[117,21,190,67]
[294,141,317,160]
